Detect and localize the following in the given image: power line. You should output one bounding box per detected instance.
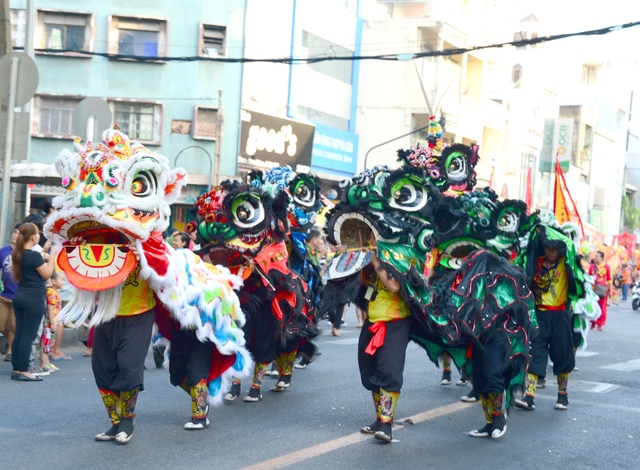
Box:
[14,20,640,64]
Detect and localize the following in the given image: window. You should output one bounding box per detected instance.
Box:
[10,9,26,49]
[193,106,218,140]
[33,96,82,137]
[512,64,522,87]
[109,101,163,144]
[581,64,599,85]
[37,11,93,53]
[200,24,226,57]
[109,16,168,58]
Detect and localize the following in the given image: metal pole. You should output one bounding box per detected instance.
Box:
[215,87,223,186]
[1,57,19,245]
[87,115,95,142]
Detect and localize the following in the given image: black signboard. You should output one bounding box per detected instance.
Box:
[239,109,315,171]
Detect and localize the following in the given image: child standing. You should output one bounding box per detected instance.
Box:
[41,272,64,373]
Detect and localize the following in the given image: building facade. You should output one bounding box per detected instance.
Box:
[9,0,245,230]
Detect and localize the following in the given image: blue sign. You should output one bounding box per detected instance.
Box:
[311,124,358,178]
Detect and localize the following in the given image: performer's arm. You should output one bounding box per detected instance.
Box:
[371,253,401,294]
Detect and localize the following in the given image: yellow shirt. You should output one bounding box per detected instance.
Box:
[363,267,410,322]
[117,266,156,316]
[534,256,568,310]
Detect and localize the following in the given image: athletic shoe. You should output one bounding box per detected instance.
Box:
[469,423,492,438]
[95,424,119,441]
[43,365,58,373]
[555,394,569,410]
[456,378,469,386]
[461,389,479,402]
[115,418,134,445]
[440,371,452,386]
[374,423,393,443]
[360,420,381,434]
[491,414,507,439]
[514,395,536,410]
[184,418,210,430]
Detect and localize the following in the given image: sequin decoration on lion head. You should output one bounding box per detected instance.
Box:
[45,127,187,291]
[398,143,479,194]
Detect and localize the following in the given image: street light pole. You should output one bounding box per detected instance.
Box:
[0,56,19,245]
[215,87,224,186]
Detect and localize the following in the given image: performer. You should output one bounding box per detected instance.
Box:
[590,251,611,331]
[515,237,576,411]
[358,235,411,443]
[46,128,250,443]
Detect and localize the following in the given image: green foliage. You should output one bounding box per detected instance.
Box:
[622,195,640,231]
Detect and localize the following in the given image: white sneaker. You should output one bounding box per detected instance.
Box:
[31,368,50,376]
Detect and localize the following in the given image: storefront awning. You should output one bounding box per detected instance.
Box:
[8,163,61,186]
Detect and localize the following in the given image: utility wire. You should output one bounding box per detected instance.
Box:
[15,20,640,64]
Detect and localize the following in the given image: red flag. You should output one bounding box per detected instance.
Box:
[553,155,585,238]
[525,167,532,210]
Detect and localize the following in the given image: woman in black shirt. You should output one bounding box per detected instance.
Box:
[11,223,56,381]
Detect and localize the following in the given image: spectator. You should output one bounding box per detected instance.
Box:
[172,232,190,250]
[10,223,56,381]
[0,225,20,362]
[187,227,200,251]
[621,263,632,301]
[590,251,612,331]
[40,271,64,373]
[50,272,73,362]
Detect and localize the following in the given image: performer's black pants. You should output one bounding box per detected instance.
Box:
[92,310,155,392]
[358,318,411,393]
[528,309,575,377]
[169,329,213,387]
[243,308,279,363]
[471,332,509,396]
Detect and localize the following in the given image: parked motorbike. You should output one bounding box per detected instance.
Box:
[631,281,640,311]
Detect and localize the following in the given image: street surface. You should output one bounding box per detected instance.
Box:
[1,303,639,470]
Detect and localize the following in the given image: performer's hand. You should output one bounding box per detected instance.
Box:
[127,243,140,261]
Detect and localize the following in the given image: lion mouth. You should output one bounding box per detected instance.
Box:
[58,218,134,245]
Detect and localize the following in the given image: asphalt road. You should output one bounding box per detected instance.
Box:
[1,303,639,470]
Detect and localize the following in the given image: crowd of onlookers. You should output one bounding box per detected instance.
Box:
[0,201,80,382]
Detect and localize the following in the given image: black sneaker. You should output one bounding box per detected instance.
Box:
[184,418,210,430]
[270,375,292,392]
[242,387,262,402]
[468,423,492,438]
[555,394,569,410]
[440,371,452,386]
[224,383,241,402]
[95,424,119,441]
[514,395,536,410]
[115,418,134,445]
[360,419,381,434]
[374,423,393,443]
[491,414,507,439]
[461,389,479,402]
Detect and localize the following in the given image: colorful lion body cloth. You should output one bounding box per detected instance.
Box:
[44,128,252,405]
